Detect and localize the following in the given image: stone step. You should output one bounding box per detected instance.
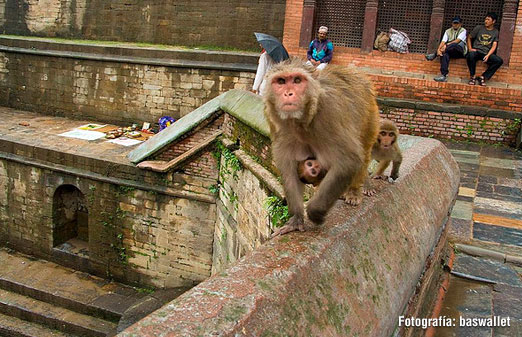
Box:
[0,249,145,323]
[0,312,76,337]
[0,288,117,337]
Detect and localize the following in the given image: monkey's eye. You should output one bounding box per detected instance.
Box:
[380,131,387,136]
[306,161,312,167]
[294,77,302,84]
[277,78,286,85]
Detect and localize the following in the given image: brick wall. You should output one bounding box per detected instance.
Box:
[371,74,522,113]
[0,158,216,288]
[283,0,522,86]
[222,114,275,172]
[0,51,254,125]
[0,0,285,50]
[381,107,519,144]
[153,114,224,179]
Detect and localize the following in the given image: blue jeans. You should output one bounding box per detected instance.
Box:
[440,44,465,76]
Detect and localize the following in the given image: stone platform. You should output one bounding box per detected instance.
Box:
[0,247,187,337]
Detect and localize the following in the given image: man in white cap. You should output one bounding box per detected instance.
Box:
[306,26,334,70]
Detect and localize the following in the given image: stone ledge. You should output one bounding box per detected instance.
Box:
[378,97,522,120]
[0,35,259,65]
[119,136,460,337]
[0,45,257,72]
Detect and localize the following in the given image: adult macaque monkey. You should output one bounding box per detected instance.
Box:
[264,58,379,236]
[371,119,402,181]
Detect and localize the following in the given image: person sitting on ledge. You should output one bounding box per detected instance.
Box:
[426,16,468,83]
[306,26,334,70]
[466,12,503,86]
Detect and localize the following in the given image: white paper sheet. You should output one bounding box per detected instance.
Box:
[106,137,143,146]
[59,130,106,140]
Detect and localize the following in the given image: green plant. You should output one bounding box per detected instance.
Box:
[99,205,129,265]
[208,183,220,195]
[465,123,474,137]
[506,118,521,134]
[264,196,290,228]
[213,141,242,180]
[117,185,135,196]
[88,185,96,204]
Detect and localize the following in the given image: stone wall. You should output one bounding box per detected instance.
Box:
[119,136,461,337]
[0,157,216,288]
[212,152,274,274]
[0,0,285,50]
[0,50,254,125]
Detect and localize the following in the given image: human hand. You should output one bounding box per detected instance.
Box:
[483,55,489,62]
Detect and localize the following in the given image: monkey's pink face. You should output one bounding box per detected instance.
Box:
[305,159,321,177]
[378,131,396,149]
[271,73,309,115]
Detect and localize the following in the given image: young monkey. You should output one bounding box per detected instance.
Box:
[371,119,402,181]
[298,157,327,187]
[299,120,402,191]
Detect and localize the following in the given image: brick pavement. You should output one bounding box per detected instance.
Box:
[433,141,522,337]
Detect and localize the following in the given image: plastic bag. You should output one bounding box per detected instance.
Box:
[158,116,176,132]
[388,28,411,53]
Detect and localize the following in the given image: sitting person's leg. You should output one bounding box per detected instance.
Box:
[317,63,328,70]
[482,54,503,81]
[466,51,482,84]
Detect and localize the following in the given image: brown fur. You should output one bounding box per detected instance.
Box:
[264,58,379,236]
[371,119,402,180]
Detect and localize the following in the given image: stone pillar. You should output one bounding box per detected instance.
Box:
[361,0,379,53]
[426,0,445,54]
[299,0,317,48]
[497,0,517,66]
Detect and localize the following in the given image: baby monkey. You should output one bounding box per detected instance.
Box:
[298,157,327,187]
[298,120,402,188]
[371,119,402,181]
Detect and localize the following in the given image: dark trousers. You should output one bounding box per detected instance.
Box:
[466,51,503,80]
[440,44,465,76]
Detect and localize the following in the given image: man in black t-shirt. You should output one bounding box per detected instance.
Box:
[466,12,503,86]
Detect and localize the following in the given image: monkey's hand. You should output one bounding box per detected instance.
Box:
[372,174,389,180]
[271,215,306,237]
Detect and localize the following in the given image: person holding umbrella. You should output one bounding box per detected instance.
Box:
[252,32,289,95]
[307,26,333,70]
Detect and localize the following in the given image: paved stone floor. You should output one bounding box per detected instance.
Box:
[434,141,522,337]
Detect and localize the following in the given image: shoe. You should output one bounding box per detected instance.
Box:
[434,75,447,82]
[476,76,486,86]
[425,53,436,61]
[468,77,476,85]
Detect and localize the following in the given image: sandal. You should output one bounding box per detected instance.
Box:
[477,76,486,86]
[468,78,476,85]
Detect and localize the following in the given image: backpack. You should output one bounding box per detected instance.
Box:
[374,32,390,52]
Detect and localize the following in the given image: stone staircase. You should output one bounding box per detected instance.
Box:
[0,248,181,337]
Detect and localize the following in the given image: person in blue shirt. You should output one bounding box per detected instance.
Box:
[307,26,334,70]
